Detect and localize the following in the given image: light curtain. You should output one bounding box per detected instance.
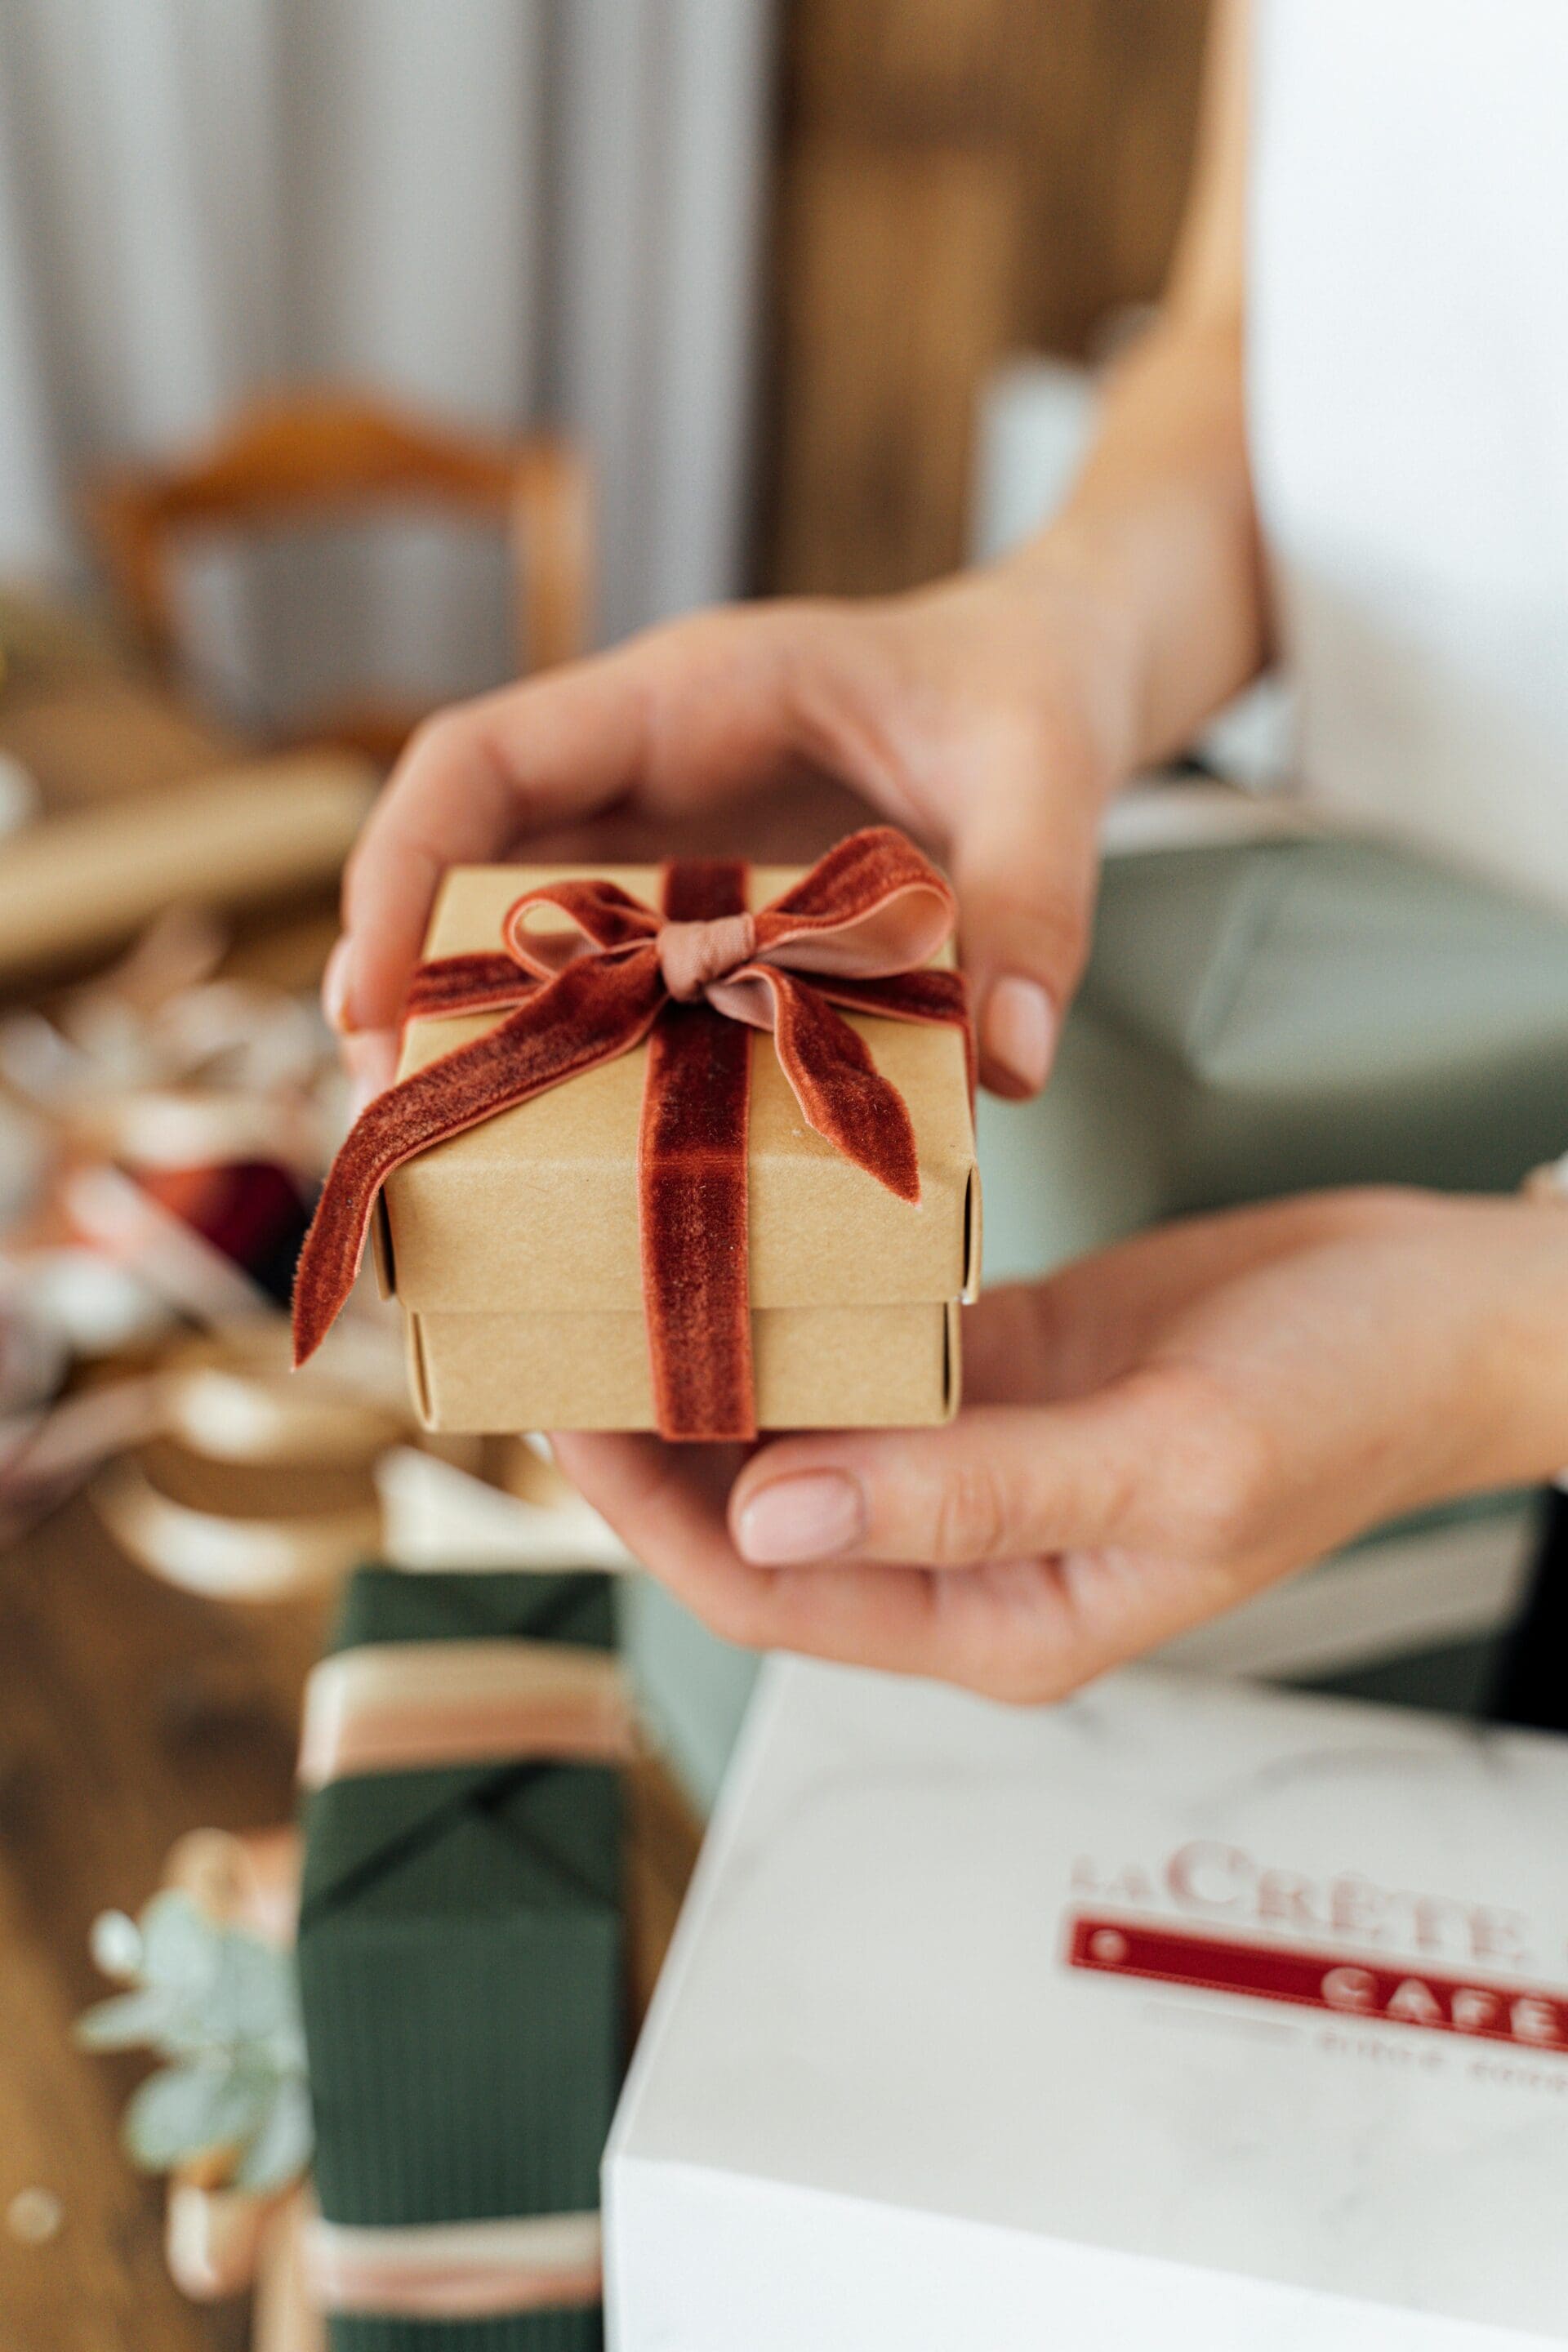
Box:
[0,0,774,714]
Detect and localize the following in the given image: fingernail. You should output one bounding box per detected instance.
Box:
[736,1471,866,1565]
[323,938,354,1034]
[982,975,1055,1092]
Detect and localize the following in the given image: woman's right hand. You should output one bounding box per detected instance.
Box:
[323,562,1139,1110]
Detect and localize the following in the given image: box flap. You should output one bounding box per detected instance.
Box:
[300,1570,618,1922]
[330,1566,614,1655]
[301,1759,619,1929]
[385,864,978,1314]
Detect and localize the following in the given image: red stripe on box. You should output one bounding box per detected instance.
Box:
[1066,1915,1568,2052]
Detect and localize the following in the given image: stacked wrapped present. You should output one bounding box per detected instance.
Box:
[299,1566,626,2347]
[82,1562,630,2350]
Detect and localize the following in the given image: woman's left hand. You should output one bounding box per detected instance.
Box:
[554,1187,1568,1702]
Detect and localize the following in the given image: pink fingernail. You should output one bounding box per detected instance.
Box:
[736,1472,866,1564]
[982,975,1055,1092]
[323,938,354,1034]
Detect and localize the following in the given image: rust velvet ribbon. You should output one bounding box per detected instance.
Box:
[292,827,972,1441]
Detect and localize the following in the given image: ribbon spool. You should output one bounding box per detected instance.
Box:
[83,1316,629,1599]
[82,1316,399,1597]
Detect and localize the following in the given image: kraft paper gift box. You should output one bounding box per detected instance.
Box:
[374,862,980,1433]
[297,1567,621,2352]
[609,1658,1568,2352]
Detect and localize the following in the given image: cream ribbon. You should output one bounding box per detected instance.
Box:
[170,2194,605,2329]
[304,2210,603,2318]
[72,1313,629,1594]
[96,1456,383,1600]
[297,1637,638,1785]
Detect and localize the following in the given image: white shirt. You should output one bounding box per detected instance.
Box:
[1248,0,1568,908]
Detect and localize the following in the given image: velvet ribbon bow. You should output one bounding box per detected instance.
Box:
[292,827,972,1441]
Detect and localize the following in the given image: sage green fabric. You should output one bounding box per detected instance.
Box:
[974,839,1565,1757]
[982,831,1568,1281]
[1083,835,1568,1209]
[299,1571,618,2352]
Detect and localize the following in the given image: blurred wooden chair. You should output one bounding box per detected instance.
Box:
[84,390,592,764]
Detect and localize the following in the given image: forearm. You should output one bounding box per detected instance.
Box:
[1474,1196,1568,1494]
[996,309,1267,788]
[975,0,1260,794]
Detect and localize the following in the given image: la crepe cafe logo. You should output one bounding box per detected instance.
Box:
[1065,1842,1568,2055]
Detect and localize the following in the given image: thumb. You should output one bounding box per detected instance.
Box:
[728,1370,1258,1570]
[954,782,1102,1098]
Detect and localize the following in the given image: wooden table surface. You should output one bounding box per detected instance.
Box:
[0,1494,322,2350]
[0,1490,701,2350]
[0,581,703,2345]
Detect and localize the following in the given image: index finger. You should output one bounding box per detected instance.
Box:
[338,659,657,1033]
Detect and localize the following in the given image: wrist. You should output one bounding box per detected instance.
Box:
[959,533,1142,800]
[884,552,1142,818]
[979,536,1146,807]
[1471,1197,1568,1487]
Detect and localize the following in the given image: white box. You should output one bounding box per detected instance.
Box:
[607,1661,1568,2350]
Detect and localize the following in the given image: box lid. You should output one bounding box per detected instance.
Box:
[609,1659,1568,2349]
[383,865,978,1314]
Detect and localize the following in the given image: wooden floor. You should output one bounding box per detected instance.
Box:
[0,1493,701,2349]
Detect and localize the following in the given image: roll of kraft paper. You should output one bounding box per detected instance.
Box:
[0,753,376,985]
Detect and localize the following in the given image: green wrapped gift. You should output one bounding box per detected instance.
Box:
[298,1568,621,2352]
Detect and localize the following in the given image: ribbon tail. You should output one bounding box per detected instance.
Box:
[760,970,922,1204]
[293,951,666,1365]
[808,967,976,1099]
[403,954,542,1022]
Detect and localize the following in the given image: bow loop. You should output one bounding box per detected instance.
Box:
[751,826,957,978]
[503,879,661,979]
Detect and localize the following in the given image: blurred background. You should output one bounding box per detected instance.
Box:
[10,6,1550,2347]
[0,0,1201,694]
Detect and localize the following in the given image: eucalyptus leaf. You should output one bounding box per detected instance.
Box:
[138,1892,223,1994]
[122,2062,270,2171]
[203,1930,297,2046]
[154,2002,229,2060]
[231,2076,314,2193]
[88,1909,144,1981]
[83,1882,314,2184]
[265,2012,309,2078]
[75,1987,176,2051]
